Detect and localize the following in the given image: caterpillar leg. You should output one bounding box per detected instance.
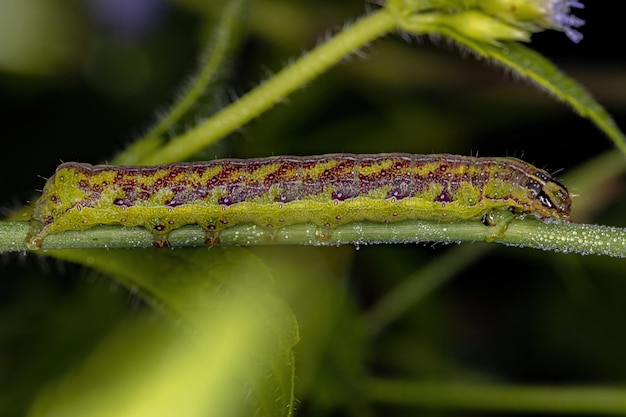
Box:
[481,209,516,242]
[204,231,221,246]
[261,225,283,243]
[145,219,172,248]
[314,224,333,243]
[152,233,170,248]
[25,221,46,250]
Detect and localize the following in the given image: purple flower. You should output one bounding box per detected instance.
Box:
[549,0,585,43]
[476,0,586,43]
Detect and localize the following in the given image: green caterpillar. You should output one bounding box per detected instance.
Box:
[26,153,571,249]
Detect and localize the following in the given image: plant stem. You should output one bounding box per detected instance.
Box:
[137,8,397,165]
[3,217,626,257]
[113,0,248,166]
[365,378,626,414]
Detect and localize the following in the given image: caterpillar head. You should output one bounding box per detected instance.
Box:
[527,170,571,220]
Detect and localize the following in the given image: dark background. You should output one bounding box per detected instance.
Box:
[1,1,625,416]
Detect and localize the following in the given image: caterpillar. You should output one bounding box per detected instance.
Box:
[26,153,571,249]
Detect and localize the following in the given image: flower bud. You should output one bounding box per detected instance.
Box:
[445,10,531,42]
[477,0,585,42]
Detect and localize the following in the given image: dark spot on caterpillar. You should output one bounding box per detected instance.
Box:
[208,225,216,230]
[154,224,165,232]
[50,195,59,203]
[436,190,453,203]
[336,215,342,220]
[168,220,175,225]
[332,190,346,201]
[481,212,495,226]
[386,187,410,200]
[537,191,554,209]
[220,219,228,225]
[266,224,273,228]
[166,197,183,208]
[113,198,126,206]
[332,184,357,201]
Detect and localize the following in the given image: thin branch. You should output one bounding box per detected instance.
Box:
[366,378,626,414]
[2,217,625,257]
[136,9,397,165]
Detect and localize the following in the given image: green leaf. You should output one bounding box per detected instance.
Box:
[423,25,626,155]
[255,247,368,412]
[29,247,299,417]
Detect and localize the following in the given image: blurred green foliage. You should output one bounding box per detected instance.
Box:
[2,1,626,416]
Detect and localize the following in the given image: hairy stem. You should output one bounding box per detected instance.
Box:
[136,9,397,165]
[3,218,626,257]
[113,0,249,166]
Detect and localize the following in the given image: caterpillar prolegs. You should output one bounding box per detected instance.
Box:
[26,153,571,249]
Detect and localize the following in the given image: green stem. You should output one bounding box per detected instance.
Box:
[365,378,626,414]
[4,218,626,257]
[136,9,397,165]
[113,0,248,166]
